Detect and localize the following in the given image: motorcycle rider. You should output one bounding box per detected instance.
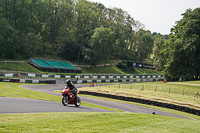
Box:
[66,79,77,99]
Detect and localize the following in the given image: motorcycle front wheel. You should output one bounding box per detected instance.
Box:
[62,96,69,106]
[74,97,81,107]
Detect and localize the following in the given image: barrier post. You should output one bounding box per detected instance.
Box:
[194,91,200,98]
[141,85,144,91]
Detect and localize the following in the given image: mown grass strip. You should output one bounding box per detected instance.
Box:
[0,112,199,133]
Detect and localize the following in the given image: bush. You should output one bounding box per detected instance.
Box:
[116,61,127,70]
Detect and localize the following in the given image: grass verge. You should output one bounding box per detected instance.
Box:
[0,112,200,133]
[0,62,163,75]
[0,62,40,73]
[81,65,124,74]
[134,67,162,75]
[79,94,200,120]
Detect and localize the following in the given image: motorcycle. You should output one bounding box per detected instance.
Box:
[61,86,81,107]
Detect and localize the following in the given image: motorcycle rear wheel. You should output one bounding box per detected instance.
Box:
[74,97,81,107]
[62,96,69,106]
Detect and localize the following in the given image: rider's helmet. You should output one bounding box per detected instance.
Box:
[66,79,72,86]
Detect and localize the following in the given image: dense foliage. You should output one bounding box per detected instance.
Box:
[83,27,115,66]
[0,0,155,66]
[153,8,200,81]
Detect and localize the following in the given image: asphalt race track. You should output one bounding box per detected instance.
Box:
[0,83,191,119]
[0,97,113,114]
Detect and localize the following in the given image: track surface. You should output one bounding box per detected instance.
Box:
[17,84,190,119]
[0,97,113,114]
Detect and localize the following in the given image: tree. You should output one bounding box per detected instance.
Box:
[75,0,100,64]
[135,29,154,62]
[20,32,43,58]
[57,27,79,62]
[105,7,136,59]
[162,8,200,81]
[152,34,165,71]
[0,19,20,58]
[83,26,115,67]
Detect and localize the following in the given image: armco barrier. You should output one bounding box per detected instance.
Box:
[0,72,163,79]
[0,78,20,83]
[1,78,163,84]
[19,79,56,84]
[79,91,200,116]
[72,78,163,84]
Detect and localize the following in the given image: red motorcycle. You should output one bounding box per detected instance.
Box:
[61,87,81,107]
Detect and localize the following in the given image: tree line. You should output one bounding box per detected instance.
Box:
[0,0,156,65]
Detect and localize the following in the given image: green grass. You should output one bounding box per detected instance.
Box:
[132,67,162,74]
[0,112,199,133]
[0,82,119,112]
[0,62,41,73]
[0,61,163,75]
[0,62,78,75]
[79,81,200,110]
[81,65,162,75]
[173,81,200,84]
[81,65,124,74]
